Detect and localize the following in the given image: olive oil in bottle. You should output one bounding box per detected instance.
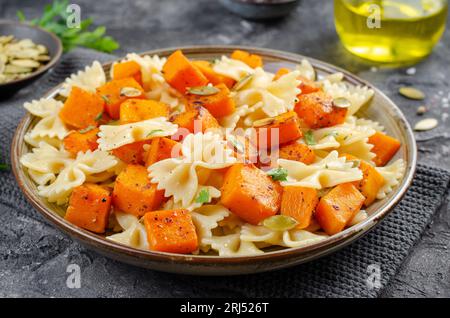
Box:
[334,0,448,63]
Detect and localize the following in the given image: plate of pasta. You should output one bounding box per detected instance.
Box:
[11,46,416,275]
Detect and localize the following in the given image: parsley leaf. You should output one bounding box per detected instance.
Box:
[267,167,288,181]
[195,189,210,204]
[304,130,316,146]
[17,0,119,53]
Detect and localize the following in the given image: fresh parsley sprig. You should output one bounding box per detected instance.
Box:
[17,0,119,53]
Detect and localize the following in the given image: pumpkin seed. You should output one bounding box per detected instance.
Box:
[348,159,361,168]
[414,118,438,131]
[232,74,253,91]
[36,44,47,54]
[36,55,51,62]
[119,87,142,97]
[4,64,32,74]
[187,85,220,96]
[399,87,425,100]
[416,105,427,115]
[11,59,41,68]
[0,35,13,44]
[0,35,50,84]
[333,97,352,108]
[263,215,298,231]
[253,117,275,127]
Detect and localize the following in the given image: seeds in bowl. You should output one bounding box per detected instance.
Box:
[0,35,51,84]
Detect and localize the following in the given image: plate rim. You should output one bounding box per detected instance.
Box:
[10,45,417,267]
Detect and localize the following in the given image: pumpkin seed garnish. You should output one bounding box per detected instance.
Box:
[228,136,245,154]
[253,117,275,127]
[94,112,103,122]
[348,159,361,168]
[263,215,298,232]
[414,118,438,131]
[147,129,163,137]
[101,95,110,104]
[333,97,352,108]
[120,86,142,97]
[232,74,253,91]
[416,105,427,115]
[187,85,220,96]
[79,125,96,134]
[0,34,50,83]
[399,87,425,100]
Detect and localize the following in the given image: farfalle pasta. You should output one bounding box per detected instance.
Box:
[20,49,405,256]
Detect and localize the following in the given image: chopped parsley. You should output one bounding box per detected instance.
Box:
[267,167,288,182]
[195,189,210,204]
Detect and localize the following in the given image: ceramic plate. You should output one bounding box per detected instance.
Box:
[11,46,417,275]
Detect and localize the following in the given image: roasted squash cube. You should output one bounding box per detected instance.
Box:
[96,78,144,120]
[231,50,263,68]
[187,83,235,118]
[294,91,347,128]
[112,140,152,165]
[341,154,385,206]
[65,183,112,233]
[162,50,208,94]
[143,209,198,254]
[315,183,365,235]
[145,137,181,167]
[281,186,318,229]
[279,142,315,164]
[112,164,164,217]
[112,60,142,85]
[254,111,303,149]
[120,99,170,124]
[192,60,235,88]
[63,127,100,157]
[221,163,282,225]
[368,132,401,166]
[171,106,219,136]
[59,86,105,129]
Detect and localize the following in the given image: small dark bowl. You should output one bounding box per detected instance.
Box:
[0,20,62,98]
[219,0,299,20]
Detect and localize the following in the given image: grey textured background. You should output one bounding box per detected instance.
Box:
[0,0,449,297]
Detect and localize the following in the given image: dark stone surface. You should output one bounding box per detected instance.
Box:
[0,0,449,297]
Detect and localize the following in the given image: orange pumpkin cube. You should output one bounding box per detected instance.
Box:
[187,83,235,118]
[143,209,198,254]
[65,183,112,233]
[341,154,385,206]
[96,78,145,120]
[368,132,401,166]
[112,164,165,217]
[315,183,365,235]
[298,76,320,94]
[162,50,208,94]
[294,91,347,129]
[112,60,142,84]
[221,163,282,225]
[59,86,105,129]
[255,111,303,149]
[120,99,170,124]
[192,60,235,88]
[231,50,263,68]
[63,127,100,156]
[112,140,152,165]
[279,142,315,164]
[281,186,318,229]
[171,106,219,135]
[145,137,181,167]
